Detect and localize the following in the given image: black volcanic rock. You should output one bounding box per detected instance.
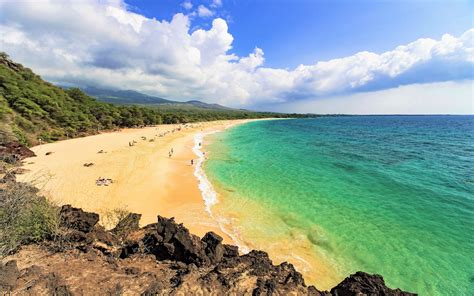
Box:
[202,231,225,264]
[149,216,210,266]
[59,205,99,233]
[3,204,416,295]
[330,271,417,296]
[223,244,239,258]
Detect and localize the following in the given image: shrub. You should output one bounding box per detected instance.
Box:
[0,182,59,257]
[101,207,130,230]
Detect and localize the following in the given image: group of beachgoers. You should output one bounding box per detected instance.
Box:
[93,123,207,186]
[127,124,196,148]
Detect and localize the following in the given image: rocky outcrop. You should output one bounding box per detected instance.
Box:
[0,141,35,164]
[59,205,99,233]
[1,205,417,295]
[330,271,415,296]
[202,231,225,264]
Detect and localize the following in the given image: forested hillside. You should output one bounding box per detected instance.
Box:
[0,53,305,146]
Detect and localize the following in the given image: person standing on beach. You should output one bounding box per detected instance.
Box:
[191,159,194,165]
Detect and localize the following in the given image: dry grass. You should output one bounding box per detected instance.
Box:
[101,207,130,230]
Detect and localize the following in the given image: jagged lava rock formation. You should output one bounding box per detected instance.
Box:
[0,205,417,295]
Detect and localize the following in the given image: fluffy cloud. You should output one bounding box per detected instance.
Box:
[181,1,193,10]
[197,5,214,18]
[0,0,472,108]
[211,0,223,8]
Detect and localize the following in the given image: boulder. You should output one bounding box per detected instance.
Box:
[202,231,225,264]
[90,225,119,246]
[0,260,19,292]
[59,205,99,233]
[330,271,417,296]
[152,216,209,266]
[223,244,239,258]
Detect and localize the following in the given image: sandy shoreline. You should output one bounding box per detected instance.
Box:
[18,119,260,243]
[18,117,338,288]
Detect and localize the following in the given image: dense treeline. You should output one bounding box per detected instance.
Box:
[0,52,310,146]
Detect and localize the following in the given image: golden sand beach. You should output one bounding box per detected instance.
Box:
[18,119,257,242]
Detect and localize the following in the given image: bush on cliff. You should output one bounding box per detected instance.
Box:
[0,182,59,256]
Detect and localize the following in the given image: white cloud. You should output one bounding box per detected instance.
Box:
[0,0,472,111]
[211,0,223,8]
[181,1,193,10]
[197,5,214,18]
[267,81,474,115]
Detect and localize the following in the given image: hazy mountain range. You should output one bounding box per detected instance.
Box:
[80,86,235,111]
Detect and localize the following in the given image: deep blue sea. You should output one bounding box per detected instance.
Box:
[205,116,474,295]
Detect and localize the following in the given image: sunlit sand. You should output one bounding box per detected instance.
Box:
[18,120,257,242]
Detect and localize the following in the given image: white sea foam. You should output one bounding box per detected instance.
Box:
[192,128,250,253]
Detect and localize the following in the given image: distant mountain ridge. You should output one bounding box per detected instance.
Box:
[81,86,234,110]
[0,52,303,146]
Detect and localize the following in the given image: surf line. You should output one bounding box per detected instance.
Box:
[192,128,250,254]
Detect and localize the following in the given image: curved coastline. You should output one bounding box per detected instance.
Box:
[191,119,343,290]
[192,124,252,253]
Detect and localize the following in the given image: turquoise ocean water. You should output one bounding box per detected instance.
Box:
[204,116,474,295]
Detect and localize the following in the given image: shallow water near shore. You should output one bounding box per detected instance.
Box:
[204,116,474,294]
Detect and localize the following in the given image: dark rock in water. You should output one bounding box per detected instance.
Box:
[59,205,99,233]
[0,260,19,292]
[330,271,417,296]
[112,213,142,237]
[202,231,225,264]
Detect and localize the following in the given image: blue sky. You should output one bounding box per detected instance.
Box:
[126,0,474,68]
[0,0,472,113]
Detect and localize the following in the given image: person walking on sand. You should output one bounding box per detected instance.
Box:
[191,159,194,165]
[171,148,174,154]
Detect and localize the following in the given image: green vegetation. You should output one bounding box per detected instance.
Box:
[0,182,59,256]
[0,52,311,146]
